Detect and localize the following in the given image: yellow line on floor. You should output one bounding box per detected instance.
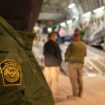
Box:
[85,58,103,74]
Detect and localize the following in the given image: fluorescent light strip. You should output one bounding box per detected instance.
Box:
[68,3,75,9]
[93,6,105,13]
[60,22,66,27]
[66,20,72,24]
[82,11,91,18]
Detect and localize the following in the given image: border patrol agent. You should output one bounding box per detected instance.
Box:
[0,16,54,105]
[0,13,54,105]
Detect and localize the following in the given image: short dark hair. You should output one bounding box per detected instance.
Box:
[73,32,80,40]
[74,28,80,33]
[48,32,57,38]
[74,32,80,37]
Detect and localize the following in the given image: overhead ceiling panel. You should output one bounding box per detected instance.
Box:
[79,0,104,13]
[39,12,63,20]
[40,0,105,24]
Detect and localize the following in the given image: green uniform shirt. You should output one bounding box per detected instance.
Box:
[65,41,86,63]
[0,16,54,105]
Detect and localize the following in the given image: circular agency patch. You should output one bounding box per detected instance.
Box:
[0,59,22,86]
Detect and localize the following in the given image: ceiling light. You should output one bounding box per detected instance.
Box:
[68,3,75,9]
[66,20,72,24]
[74,16,79,20]
[93,6,105,13]
[82,11,91,18]
[60,22,66,27]
[47,28,52,33]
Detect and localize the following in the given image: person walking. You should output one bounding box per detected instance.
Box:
[43,32,62,99]
[65,32,86,98]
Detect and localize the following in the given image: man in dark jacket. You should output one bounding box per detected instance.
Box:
[43,32,62,99]
[0,0,54,105]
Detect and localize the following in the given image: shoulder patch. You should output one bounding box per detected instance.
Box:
[0,59,22,86]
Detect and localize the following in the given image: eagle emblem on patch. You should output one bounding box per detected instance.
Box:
[0,59,22,86]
